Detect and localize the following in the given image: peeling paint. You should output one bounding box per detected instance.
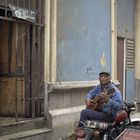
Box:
[57,0,111,81]
[86,68,94,75]
[100,52,106,67]
[61,40,64,47]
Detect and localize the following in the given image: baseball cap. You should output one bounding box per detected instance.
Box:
[99,71,111,76]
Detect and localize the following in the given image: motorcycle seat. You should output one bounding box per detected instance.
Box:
[115,110,128,123]
[124,101,136,111]
[84,110,128,130]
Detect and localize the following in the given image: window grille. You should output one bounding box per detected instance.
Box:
[126,39,135,68]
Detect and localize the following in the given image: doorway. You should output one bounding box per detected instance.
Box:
[117,37,125,98]
[0,20,44,118]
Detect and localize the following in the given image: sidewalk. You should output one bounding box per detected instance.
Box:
[131,112,140,118]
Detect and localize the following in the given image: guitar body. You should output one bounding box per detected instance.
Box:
[86,103,102,111]
[86,96,103,111]
[86,87,115,111]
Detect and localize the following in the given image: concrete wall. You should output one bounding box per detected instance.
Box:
[48,88,89,110]
[135,0,140,100]
[47,85,91,139]
[125,69,136,100]
[44,0,137,139]
[117,0,136,100]
[57,0,111,81]
[46,80,120,139]
[117,0,135,39]
[136,80,140,101]
[45,0,118,139]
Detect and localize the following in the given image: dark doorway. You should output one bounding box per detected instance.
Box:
[0,0,45,121]
[0,20,44,118]
[117,37,125,96]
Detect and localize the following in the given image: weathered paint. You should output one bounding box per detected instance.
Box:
[135,80,140,100]
[44,0,51,81]
[111,0,117,80]
[117,0,135,101]
[117,0,135,39]
[57,0,111,81]
[125,69,135,100]
[100,52,106,67]
[135,0,140,79]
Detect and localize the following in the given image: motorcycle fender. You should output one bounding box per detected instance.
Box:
[131,117,140,123]
[116,128,140,140]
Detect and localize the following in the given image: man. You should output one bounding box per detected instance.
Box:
[78,71,124,127]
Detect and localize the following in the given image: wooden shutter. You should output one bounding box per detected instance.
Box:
[126,39,135,68]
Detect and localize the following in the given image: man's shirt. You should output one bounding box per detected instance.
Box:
[85,82,123,117]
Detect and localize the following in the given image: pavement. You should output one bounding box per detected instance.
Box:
[130,111,140,119]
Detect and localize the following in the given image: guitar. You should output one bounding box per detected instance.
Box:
[86,87,115,111]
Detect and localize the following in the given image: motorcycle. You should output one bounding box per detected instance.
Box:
[74,101,140,140]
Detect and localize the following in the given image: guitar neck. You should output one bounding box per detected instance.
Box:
[104,88,115,96]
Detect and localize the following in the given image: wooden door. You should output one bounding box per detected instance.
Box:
[24,25,44,117]
[117,37,125,96]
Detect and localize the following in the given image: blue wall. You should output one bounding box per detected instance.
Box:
[57,0,111,81]
[117,0,135,100]
[125,69,135,100]
[117,0,135,39]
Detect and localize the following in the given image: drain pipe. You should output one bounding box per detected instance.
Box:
[15,23,18,122]
[135,0,140,80]
[50,0,57,82]
[135,0,140,105]
[44,0,51,82]
[111,0,117,80]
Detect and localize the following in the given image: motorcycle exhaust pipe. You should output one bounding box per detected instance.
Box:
[102,134,109,140]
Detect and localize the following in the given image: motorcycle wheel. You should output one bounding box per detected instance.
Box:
[129,121,140,130]
[85,133,95,140]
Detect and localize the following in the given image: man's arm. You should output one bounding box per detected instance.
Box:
[85,85,100,99]
[101,89,123,116]
[85,85,100,108]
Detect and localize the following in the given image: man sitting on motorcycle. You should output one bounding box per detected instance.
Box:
[78,71,124,127]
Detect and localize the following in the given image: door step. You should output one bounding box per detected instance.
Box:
[0,127,52,140]
[0,117,48,136]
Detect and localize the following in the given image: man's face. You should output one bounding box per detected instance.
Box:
[99,74,110,85]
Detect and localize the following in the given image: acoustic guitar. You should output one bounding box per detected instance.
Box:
[86,87,115,111]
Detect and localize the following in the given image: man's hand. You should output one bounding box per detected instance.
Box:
[85,99,93,106]
[101,93,109,103]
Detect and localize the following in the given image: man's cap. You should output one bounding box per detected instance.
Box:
[99,71,111,76]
